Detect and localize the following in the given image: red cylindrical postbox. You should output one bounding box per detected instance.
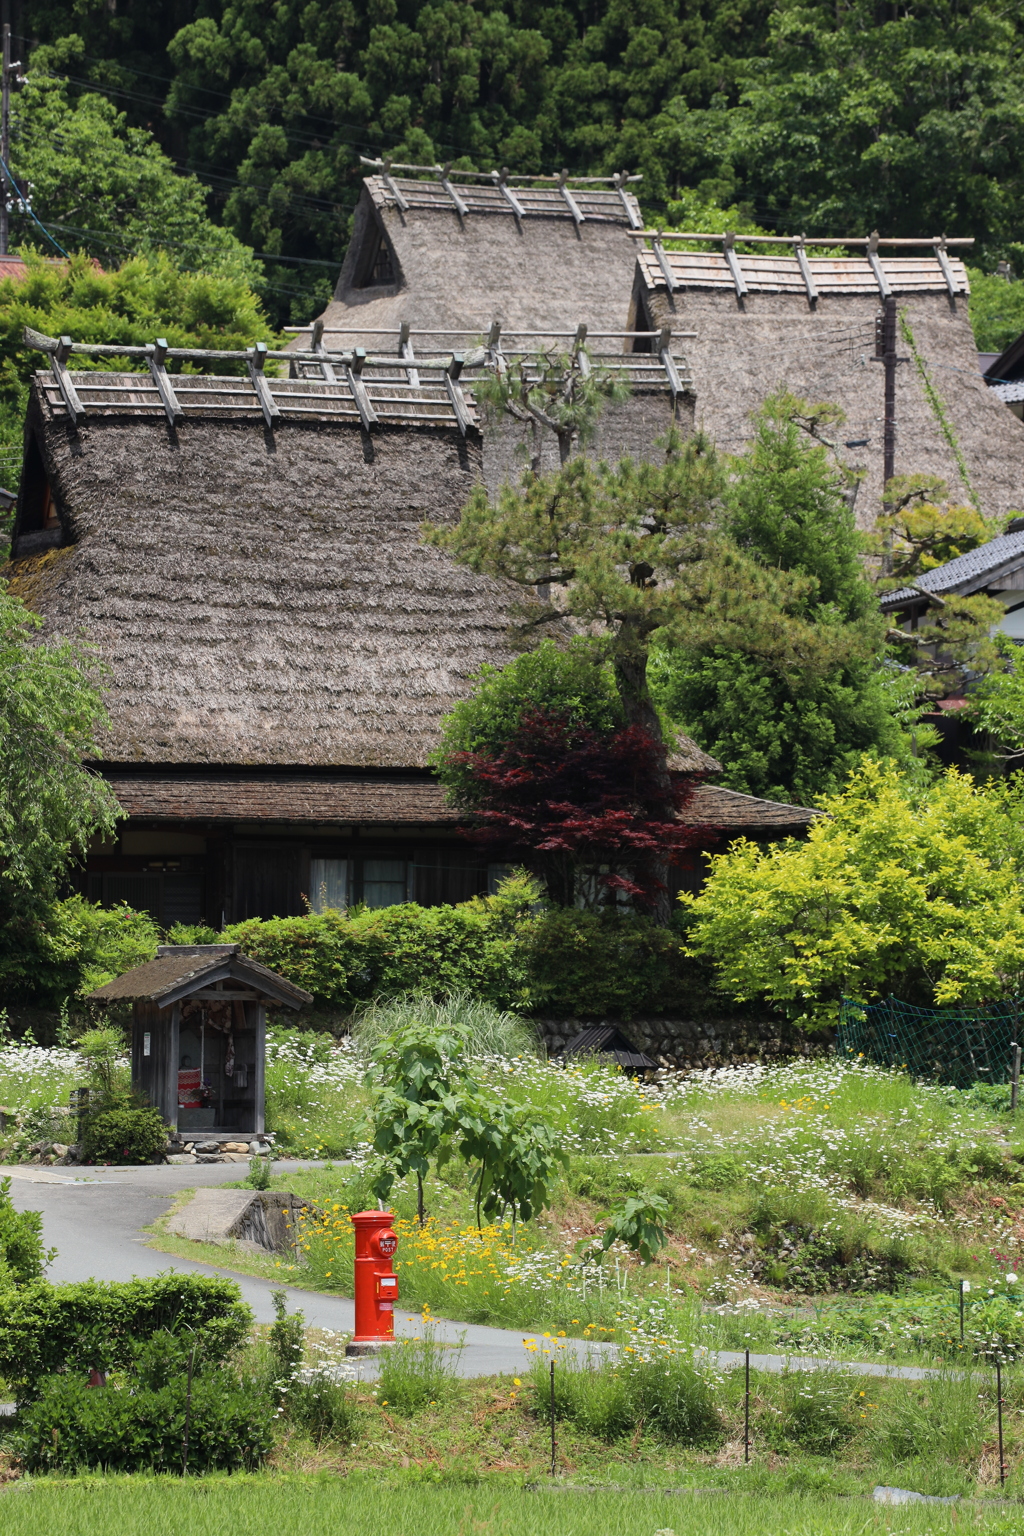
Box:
[348,1210,399,1353]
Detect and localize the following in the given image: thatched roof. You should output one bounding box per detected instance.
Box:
[636,246,1024,523]
[8,377,718,779]
[290,174,645,352]
[8,382,518,770]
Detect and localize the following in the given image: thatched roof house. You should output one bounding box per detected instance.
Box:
[5,333,815,927]
[632,235,1024,523]
[285,166,696,486]
[298,164,646,348]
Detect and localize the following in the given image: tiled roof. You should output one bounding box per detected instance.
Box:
[880,529,1024,608]
[991,381,1024,403]
[106,774,816,834]
[106,775,463,825]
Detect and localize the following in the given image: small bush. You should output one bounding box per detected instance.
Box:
[376,1328,461,1415]
[11,1371,274,1472]
[764,1371,858,1455]
[537,1353,722,1447]
[290,1374,358,1444]
[688,1152,745,1191]
[164,923,220,945]
[0,1177,50,1288]
[82,1106,167,1165]
[565,1156,647,1204]
[352,991,542,1060]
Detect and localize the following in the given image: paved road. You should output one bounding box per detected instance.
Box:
[5,1163,945,1383]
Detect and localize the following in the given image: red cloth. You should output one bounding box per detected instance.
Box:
[177,1068,202,1108]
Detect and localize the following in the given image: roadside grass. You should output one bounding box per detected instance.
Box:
[1,1476,1014,1536]
[3,1361,1024,1531]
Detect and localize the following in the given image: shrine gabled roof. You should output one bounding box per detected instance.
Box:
[87,946,312,1007]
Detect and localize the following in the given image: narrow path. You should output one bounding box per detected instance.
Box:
[4,1163,948,1382]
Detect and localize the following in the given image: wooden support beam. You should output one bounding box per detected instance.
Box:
[658,326,684,399]
[722,232,749,299]
[50,335,84,424]
[491,167,525,218]
[485,319,506,375]
[311,318,338,383]
[436,163,469,217]
[557,169,585,226]
[571,323,591,379]
[651,232,678,294]
[398,320,420,389]
[445,354,472,435]
[247,342,281,428]
[147,338,184,426]
[794,236,819,306]
[934,236,961,299]
[866,230,891,298]
[380,158,409,211]
[345,347,378,430]
[190,990,262,1001]
[613,170,644,230]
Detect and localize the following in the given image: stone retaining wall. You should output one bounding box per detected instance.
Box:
[534,1015,833,1071]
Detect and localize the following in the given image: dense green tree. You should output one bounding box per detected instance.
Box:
[651,398,910,804]
[684,760,1024,1024]
[20,1,1024,324]
[10,67,259,284]
[0,250,274,489]
[0,588,122,911]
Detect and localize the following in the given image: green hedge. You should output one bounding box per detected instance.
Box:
[225,896,529,1013]
[0,1275,252,1403]
[224,897,700,1019]
[12,1370,274,1473]
[2,876,718,1021]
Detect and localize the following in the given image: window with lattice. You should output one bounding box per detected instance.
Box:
[360,232,395,287]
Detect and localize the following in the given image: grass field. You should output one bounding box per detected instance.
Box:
[1,1473,1020,1536]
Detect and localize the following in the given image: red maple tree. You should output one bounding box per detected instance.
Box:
[445,708,712,910]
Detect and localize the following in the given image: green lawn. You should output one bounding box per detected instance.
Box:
[0,1473,1019,1536]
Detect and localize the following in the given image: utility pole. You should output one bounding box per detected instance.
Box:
[875,295,897,485]
[0,21,13,257]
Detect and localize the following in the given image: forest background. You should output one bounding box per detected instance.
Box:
[11,0,1024,338]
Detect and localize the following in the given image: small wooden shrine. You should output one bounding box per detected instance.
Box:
[88,944,312,1136]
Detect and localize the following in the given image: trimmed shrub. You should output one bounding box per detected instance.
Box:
[0,1274,252,1402]
[225,895,530,1014]
[11,1371,274,1472]
[225,884,705,1022]
[81,1106,167,1165]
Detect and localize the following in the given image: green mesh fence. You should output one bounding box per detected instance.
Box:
[837,997,1024,1089]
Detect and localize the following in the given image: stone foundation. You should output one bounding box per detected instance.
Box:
[535,1015,833,1071]
[164,1133,275,1165]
